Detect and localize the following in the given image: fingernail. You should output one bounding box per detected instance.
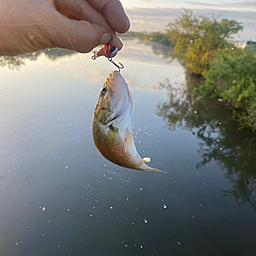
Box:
[111,36,123,50]
[99,33,112,45]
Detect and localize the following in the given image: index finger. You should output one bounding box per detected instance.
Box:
[86,0,130,33]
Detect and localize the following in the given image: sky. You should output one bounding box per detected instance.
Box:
[120,0,256,40]
[121,0,256,11]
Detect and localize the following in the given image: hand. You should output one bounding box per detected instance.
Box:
[0,0,130,56]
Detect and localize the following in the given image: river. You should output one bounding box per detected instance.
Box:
[0,39,256,256]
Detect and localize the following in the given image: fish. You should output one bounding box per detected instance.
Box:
[92,71,164,172]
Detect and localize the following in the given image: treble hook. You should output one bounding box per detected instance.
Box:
[108,58,124,72]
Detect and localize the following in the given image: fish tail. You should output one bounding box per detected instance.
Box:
[147,167,166,173]
[140,157,166,173]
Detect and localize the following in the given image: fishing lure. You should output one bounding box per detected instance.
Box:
[91,44,124,71]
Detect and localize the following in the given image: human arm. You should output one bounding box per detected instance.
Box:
[0,0,130,56]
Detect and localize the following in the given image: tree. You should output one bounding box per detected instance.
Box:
[165,10,243,75]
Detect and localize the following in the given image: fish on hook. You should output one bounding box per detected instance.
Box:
[92,71,164,172]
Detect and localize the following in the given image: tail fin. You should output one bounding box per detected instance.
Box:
[140,157,166,173]
[147,167,166,173]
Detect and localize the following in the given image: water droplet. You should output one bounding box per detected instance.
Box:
[66,166,68,169]
[163,204,167,209]
[140,245,143,249]
[42,207,46,212]
[140,188,143,191]
[110,206,113,210]
[124,244,128,248]
[144,219,148,224]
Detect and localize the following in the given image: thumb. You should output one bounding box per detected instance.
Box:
[52,15,114,53]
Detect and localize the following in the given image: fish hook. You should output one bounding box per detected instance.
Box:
[108,58,124,72]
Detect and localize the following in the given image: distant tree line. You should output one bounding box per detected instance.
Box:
[124,10,256,132]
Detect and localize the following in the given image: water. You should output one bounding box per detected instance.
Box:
[0,39,256,256]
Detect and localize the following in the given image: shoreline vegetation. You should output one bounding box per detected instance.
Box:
[120,10,256,132]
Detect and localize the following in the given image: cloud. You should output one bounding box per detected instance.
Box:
[183,0,256,10]
[125,7,256,40]
[221,1,256,8]
[184,1,218,7]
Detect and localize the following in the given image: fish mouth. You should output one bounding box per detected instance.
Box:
[106,71,123,92]
[106,71,131,125]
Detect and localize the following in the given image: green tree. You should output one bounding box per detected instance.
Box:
[165,10,243,75]
[199,46,256,131]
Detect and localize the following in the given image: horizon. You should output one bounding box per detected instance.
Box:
[122,6,256,41]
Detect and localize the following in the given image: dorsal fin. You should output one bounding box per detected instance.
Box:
[127,87,134,114]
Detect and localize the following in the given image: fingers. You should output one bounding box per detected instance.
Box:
[53,0,124,50]
[87,0,130,33]
[54,0,107,28]
[52,13,121,53]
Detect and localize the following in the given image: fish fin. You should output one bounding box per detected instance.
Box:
[146,167,166,173]
[127,88,134,114]
[140,157,166,173]
[143,157,151,163]
[124,130,133,153]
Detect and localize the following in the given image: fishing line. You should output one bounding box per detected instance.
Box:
[0,23,110,77]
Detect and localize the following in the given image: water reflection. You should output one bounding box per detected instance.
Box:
[1,39,256,255]
[138,39,173,59]
[0,48,75,70]
[157,77,256,211]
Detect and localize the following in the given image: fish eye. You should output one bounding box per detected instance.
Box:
[101,87,107,95]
